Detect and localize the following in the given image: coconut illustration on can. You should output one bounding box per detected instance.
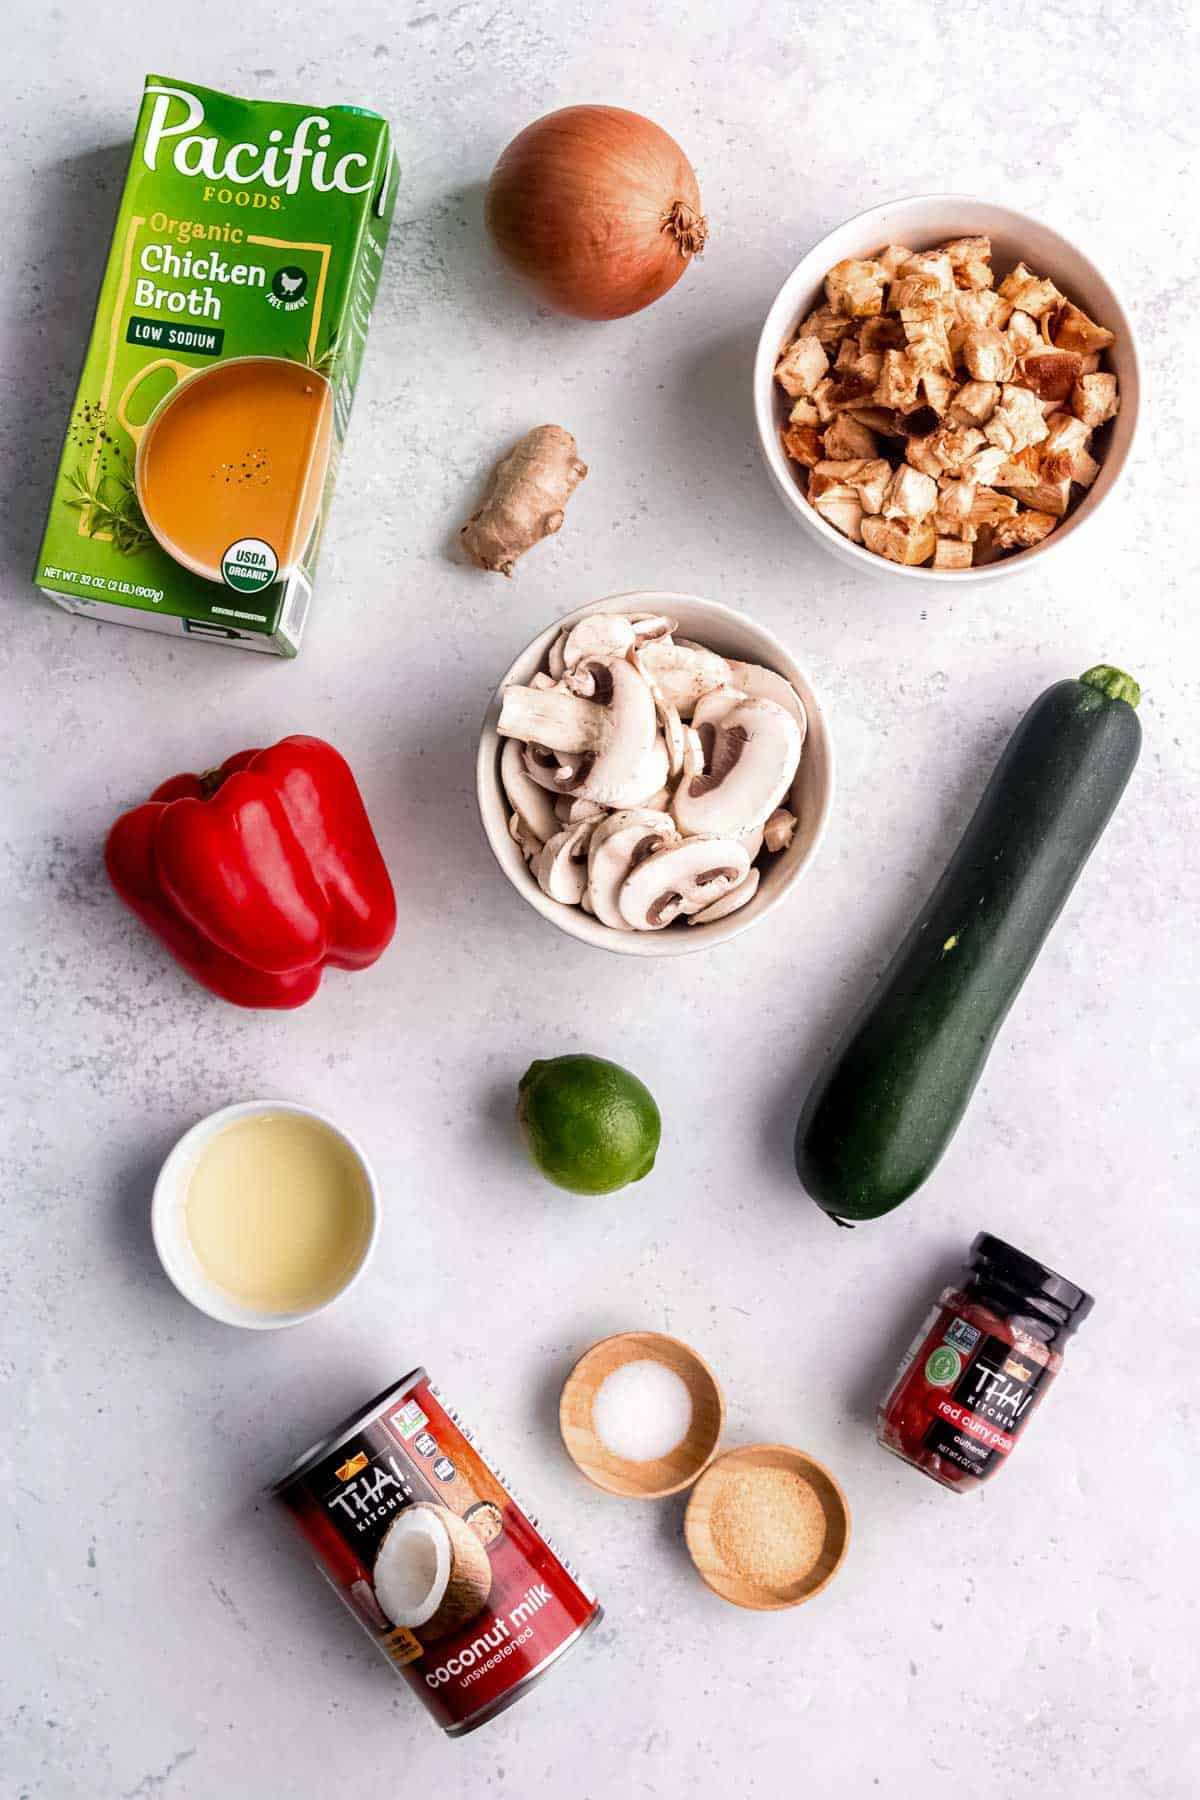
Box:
[373,1503,492,1641]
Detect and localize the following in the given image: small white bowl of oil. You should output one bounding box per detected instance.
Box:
[152,1100,379,1329]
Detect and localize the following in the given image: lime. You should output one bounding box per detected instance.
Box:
[517,1055,661,1195]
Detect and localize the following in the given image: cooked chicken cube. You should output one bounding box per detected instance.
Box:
[905,436,946,479]
[858,314,907,353]
[984,384,1050,455]
[919,368,956,414]
[781,423,823,467]
[933,537,974,569]
[876,348,922,411]
[825,258,889,318]
[1070,372,1120,428]
[818,355,885,413]
[876,244,914,277]
[897,250,955,294]
[961,326,1015,383]
[995,445,1043,491]
[1020,348,1084,403]
[1051,301,1115,355]
[940,236,993,290]
[998,263,1064,318]
[882,464,938,522]
[949,379,999,426]
[953,288,1011,332]
[788,397,820,425]
[861,515,936,565]
[1023,477,1072,517]
[962,444,1008,486]
[992,509,1058,551]
[810,486,865,541]
[810,457,892,514]
[892,273,949,310]
[799,304,856,349]
[823,413,880,460]
[1042,412,1097,484]
[775,334,829,398]
[1005,311,1041,357]
[923,424,986,477]
[934,478,977,536]
[901,302,954,373]
[811,377,838,424]
[967,486,1020,536]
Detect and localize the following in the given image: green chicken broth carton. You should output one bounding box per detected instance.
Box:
[37,75,398,655]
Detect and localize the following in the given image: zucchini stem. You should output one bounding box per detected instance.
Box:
[1081,664,1141,708]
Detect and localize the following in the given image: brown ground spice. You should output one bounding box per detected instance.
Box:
[709,1467,827,1586]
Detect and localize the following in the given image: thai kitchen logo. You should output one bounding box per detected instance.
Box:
[142,84,374,197]
[335,1451,369,1482]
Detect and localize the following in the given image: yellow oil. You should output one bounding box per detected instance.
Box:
[184,1112,373,1313]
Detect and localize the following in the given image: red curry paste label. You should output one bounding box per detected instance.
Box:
[272,1370,600,1734]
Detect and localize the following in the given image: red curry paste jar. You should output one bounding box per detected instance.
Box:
[877,1234,1094,1491]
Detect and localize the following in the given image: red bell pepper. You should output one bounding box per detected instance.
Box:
[105,735,396,1009]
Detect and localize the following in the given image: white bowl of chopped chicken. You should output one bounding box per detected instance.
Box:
[753,196,1138,579]
[477,592,833,955]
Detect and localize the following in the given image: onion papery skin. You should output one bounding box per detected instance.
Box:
[485,105,707,321]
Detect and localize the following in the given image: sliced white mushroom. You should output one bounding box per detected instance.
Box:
[500,737,559,844]
[691,686,748,730]
[763,807,798,854]
[508,811,543,861]
[499,658,668,808]
[561,613,636,671]
[532,818,597,905]
[554,796,606,824]
[629,644,688,779]
[727,661,809,742]
[672,696,803,842]
[547,631,568,680]
[641,783,676,812]
[586,808,678,930]
[580,888,595,914]
[629,613,677,644]
[618,835,752,930]
[632,639,732,719]
[530,670,557,691]
[682,726,705,781]
[687,865,761,925]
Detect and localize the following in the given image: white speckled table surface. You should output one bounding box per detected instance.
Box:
[3,4,1198,1796]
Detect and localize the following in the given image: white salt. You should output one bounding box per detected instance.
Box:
[591,1359,693,1463]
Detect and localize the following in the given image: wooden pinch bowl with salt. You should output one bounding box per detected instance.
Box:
[684,1443,850,1610]
[559,1331,725,1499]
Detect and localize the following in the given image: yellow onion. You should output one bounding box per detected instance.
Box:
[485,106,708,321]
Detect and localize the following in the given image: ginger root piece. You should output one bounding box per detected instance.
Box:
[461,425,587,576]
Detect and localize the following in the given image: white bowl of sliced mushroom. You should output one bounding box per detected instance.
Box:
[477,592,833,954]
[753,195,1139,579]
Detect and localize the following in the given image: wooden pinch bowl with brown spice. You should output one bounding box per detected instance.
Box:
[684,1443,851,1610]
[559,1331,725,1499]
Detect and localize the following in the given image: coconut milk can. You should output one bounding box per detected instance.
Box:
[269,1369,602,1736]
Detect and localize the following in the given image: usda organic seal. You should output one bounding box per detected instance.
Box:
[221,537,278,592]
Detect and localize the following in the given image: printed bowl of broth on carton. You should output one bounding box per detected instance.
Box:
[36,74,398,655]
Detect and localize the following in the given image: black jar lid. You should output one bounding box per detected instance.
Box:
[966,1233,1095,1345]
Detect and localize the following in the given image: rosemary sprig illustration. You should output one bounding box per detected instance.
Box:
[64,454,152,556]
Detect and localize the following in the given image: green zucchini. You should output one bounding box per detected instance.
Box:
[796,664,1142,1224]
